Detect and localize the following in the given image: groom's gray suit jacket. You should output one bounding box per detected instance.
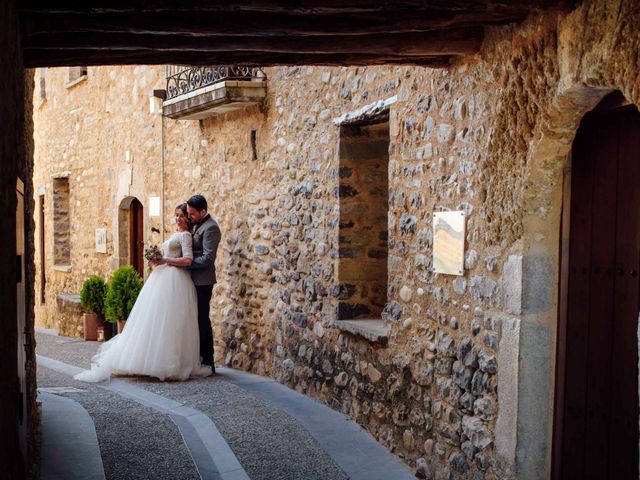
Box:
[189,214,221,286]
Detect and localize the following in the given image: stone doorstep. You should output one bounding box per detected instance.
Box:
[335,319,390,345]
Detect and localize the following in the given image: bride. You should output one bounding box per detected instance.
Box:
[75,203,210,382]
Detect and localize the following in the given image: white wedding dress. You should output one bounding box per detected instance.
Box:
[75,232,207,382]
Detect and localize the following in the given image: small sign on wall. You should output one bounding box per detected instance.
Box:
[433,211,466,276]
[95,228,107,253]
[149,196,161,217]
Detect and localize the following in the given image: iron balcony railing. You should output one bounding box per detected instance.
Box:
[165,65,266,100]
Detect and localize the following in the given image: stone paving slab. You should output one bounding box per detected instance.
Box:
[40,391,105,480]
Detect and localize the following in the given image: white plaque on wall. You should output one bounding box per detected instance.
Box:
[95,228,107,253]
[432,211,466,276]
[149,196,161,217]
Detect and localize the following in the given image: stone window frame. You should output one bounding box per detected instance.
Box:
[65,66,88,89]
[331,96,397,346]
[51,172,72,272]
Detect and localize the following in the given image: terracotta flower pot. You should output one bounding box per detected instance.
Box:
[117,320,126,334]
[83,313,101,341]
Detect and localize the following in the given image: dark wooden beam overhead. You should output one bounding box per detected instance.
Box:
[20,11,530,37]
[23,49,456,68]
[17,0,560,15]
[18,1,570,68]
[22,28,483,57]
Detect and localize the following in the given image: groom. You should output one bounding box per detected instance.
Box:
[186,194,221,374]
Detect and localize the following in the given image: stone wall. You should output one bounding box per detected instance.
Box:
[23,69,39,480]
[33,65,165,337]
[1,0,38,478]
[32,1,640,478]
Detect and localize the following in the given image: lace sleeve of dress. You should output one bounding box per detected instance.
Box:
[180,232,194,260]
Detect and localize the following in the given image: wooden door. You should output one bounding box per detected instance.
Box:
[557,105,640,479]
[129,198,144,277]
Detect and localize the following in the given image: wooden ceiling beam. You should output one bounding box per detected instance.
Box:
[22,28,483,57]
[18,1,569,67]
[17,0,556,15]
[21,10,527,38]
[22,49,456,68]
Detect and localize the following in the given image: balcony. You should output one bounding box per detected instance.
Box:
[162,66,267,120]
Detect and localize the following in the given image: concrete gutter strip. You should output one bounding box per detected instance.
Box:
[40,391,106,480]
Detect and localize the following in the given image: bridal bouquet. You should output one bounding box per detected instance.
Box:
[144,244,163,262]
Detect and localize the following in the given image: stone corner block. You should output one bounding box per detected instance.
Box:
[502,255,522,315]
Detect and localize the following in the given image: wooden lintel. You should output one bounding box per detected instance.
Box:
[17,0,559,15]
[22,28,483,57]
[20,10,527,38]
[22,49,455,68]
[17,1,569,68]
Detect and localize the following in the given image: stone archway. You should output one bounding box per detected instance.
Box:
[515,83,618,479]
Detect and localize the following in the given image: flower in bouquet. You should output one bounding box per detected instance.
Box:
[144,244,163,262]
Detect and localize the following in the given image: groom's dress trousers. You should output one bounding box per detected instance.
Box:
[189,214,221,367]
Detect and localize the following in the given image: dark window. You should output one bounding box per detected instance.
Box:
[52,178,71,266]
[337,119,389,320]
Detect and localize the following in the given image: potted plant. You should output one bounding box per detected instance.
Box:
[104,265,143,334]
[80,275,108,341]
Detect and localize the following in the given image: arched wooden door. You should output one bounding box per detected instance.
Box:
[128,198,144,277]
[555,100,640,479]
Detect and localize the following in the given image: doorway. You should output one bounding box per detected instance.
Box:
[555,95,640,479]
[128,198,144,277]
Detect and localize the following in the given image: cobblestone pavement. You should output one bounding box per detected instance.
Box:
[36,330,350,480]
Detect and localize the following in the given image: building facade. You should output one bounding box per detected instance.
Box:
[33,1,640,478]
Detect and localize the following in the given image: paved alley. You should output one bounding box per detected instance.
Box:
[36,329,415,480]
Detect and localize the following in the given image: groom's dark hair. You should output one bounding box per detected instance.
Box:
[187,194,207,212]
